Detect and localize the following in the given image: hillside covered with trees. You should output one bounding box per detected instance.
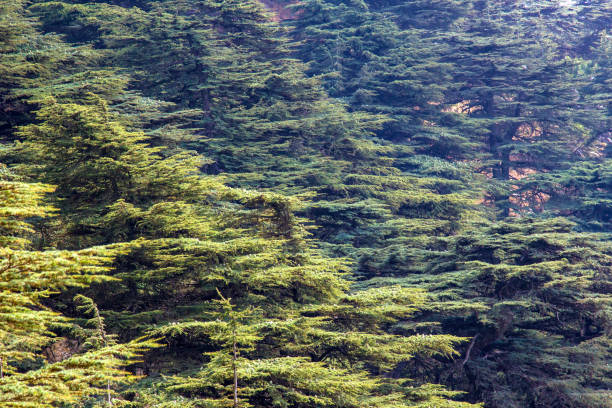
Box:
[0,0,610,407]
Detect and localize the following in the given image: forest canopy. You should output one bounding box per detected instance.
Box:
[0,0,610,407]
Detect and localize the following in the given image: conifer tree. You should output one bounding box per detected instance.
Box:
[28,0,480,283]
[13,93,203,248]
[290,0,475,158]
[128,285,478,408]
[9,1,611,407]
[5,6,478,406]
[0,174,154,407]
[372,217,612,407]
[285,2,612,406]
[438,0,593,216]
[515,5,611,231]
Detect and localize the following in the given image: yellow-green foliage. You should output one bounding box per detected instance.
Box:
[0,179,156,407]
[4,1,610,408]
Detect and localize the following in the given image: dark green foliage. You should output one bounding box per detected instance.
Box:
[0,1,482,406]
[522,25,612,232]
[286,1,612,406]
[27,1,481,307]
[290,0,475,158]
[2,0,611,407]
[361,217,612,407]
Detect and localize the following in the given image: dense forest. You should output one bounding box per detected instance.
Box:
[0,0,610,407]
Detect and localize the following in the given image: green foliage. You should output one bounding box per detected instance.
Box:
[0,177,154,407]
[521,29,612,231]
[13,94,204,247]
[361,217,612,407]
[1,2,479,406]
[135,285,474,408]
[2,0,611,407]
[286,1,612,406]
[27,0,481,284]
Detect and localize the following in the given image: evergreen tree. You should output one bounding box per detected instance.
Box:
[127,285,477,408]
[434,1,586,216]
[13,94,203,248]
[287,1,612,406]
[364,217,612,407]
[516,5,611,231]
[0,174,154,407]
[6,1,610,407]
[28,0,480,283]
[5,4,478,405]
[290,0,476,158]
